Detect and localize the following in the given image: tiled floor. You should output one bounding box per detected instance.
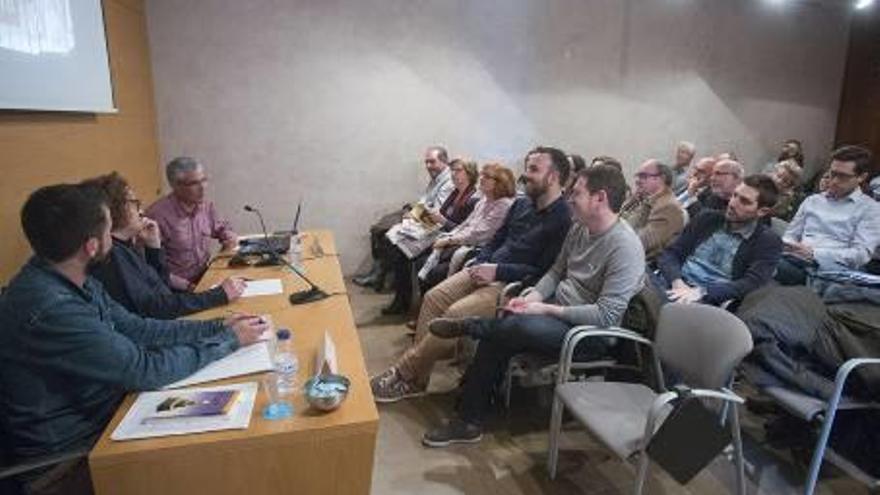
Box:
[348,280,869,495]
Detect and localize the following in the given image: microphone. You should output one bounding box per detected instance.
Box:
[243,204,329,305]
[243,205,283,267]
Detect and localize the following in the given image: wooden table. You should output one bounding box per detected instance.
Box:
[89,230,378,495]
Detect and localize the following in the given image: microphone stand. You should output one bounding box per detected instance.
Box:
[243,205,328,305]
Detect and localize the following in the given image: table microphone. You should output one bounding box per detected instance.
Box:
[243,205,283,267]
[243,204,329,305]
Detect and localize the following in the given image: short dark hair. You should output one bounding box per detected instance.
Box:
[743,174,779,209]
[21,184,109,263]
[591,155,622,172]
[427,146,449,164]
[80,172,131,231]
[831,145,873,175]
[577,165,628,213]
[655,162,674,187]
[568,154,587,174]
[527,146,570,187]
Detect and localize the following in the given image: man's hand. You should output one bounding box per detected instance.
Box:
[138,217,162,249]
[506,300,559,316]
[229,315,272,347]
[220,277,247,301]
[667,284,704,304]
[433,237,454,249]
[220,235,239,253]
[468,264,497,285]
[783,241,814,261]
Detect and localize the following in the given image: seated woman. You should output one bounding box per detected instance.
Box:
[84,172,246,319]
[769,159,804,221]
[382,159,479,315]
[418,163,517,288]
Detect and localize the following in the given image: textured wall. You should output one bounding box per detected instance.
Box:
[146,0,850,274]
[0,0,161,283]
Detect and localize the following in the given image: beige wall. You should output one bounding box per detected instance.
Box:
[145,0,849,274]
[0,0,161,282]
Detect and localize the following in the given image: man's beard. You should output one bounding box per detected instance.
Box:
[525,174,550,199]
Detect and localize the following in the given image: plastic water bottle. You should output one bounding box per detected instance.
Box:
[274,329,299,396]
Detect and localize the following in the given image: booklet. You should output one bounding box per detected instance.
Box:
[143,389,240,423]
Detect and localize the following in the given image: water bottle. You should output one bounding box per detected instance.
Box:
[289,234,305,273]
[274,329,299,396]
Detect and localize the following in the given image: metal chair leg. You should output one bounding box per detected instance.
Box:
[634,450,651,495]
[730,403,746,495]
[547,394,564,479]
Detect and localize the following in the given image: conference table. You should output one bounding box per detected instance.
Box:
[88,230,379,495]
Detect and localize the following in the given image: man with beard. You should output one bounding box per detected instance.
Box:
[370,147,572,403]
[653,174,782,306]
[0,184,268,495]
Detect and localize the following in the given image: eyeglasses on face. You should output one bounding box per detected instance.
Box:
[828,170,857,180]
[634,172,661,180]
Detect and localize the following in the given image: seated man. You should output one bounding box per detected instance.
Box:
[85,172,247,319]
[620,160,685,261]
[686,159,743,219]
[369,146,572,402]
[145,156,238,291]
[653,174,782,306]
[420,165,645,446]
[0,184,267,493]
[353,145,455,289]
[671,141,696,195]
[676,156,715,206]
[777,145,880,286]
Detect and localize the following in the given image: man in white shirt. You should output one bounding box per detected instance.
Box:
[777,145,880,285]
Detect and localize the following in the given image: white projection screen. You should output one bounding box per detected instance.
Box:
[0,0,115,113]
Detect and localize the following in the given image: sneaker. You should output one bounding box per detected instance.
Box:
[428,317,479,339]
[370,367,398,394]
[372,372,426,403]
[422,419,483,448]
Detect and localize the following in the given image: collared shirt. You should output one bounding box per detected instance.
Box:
[681,220,757,287]
[419,167,455,209]
[672,167,689,195]
[0,258,237,460]
[783,188,880,269]
[145,194,236,286]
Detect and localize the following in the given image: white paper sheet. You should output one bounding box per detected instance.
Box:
[163,342,274,389]
[111,382,258,441]
[241,278,284,297]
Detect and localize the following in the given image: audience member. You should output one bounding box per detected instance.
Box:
[686,159,743,219]
[672,141,696,195]
[764,139,805,173]
[590,155,622,171]
[676,156,715,207]
[768,159,804,221]
[418,163,516,288]
[354,146,455,290]
[85,173,246,319]
[0,184,268,494]
[652,174,782,306]
[145,157,238,291]
[620,160,685,260]
[419,165,644,447]
[777,145,880,285]
[564,154,587,192]
[381,158,478,314]
[369,146,572,403]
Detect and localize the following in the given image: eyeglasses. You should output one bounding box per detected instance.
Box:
[126,198,142,210]
[634,172,661,180]
[829,170,858,180]
[178,177,208,187]
[480,174,497,181]
[713,171,735,177]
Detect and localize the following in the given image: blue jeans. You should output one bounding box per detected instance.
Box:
[456,314,607,424]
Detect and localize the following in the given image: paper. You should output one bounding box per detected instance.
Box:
[241,278,283,297]
[163,342,274,389]
[111,382,258,441]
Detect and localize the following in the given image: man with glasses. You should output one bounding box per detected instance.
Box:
[686,159,744,219]
[777,145,880,285]
[620,159,685,261]
[145,156,238,291]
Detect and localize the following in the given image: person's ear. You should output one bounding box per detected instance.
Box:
[858,172,869,184]
[84,237,100,258]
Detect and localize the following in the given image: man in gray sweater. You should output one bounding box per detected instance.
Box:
[421,165,646,447]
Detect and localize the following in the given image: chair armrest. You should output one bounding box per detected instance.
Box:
[825,358,880,413]
[0,449,89,480]
[557,326,659,385]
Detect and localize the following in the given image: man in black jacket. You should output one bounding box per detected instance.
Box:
[653,174,782,306]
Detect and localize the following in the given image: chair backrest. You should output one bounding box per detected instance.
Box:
[655,304,753,390]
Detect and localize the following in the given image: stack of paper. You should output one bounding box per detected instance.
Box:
[163,342,274,389]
